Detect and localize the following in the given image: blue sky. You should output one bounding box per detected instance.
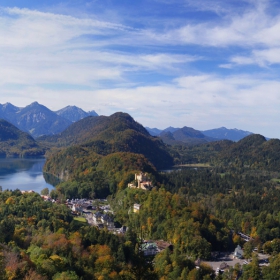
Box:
[1,0,280,138]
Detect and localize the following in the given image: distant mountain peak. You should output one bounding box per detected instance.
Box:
[1,102,19,110]
[202,127,253,141]
[0,102,99,138]
[3,102,12,107]
[56,105,98,122]
[30,101,39,106]
[111,112,134,120]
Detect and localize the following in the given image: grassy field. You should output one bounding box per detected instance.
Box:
[74,216,87,223]
[271,178,280,183]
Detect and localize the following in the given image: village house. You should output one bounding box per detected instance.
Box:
[133,203,141,213]
[141,241,158,256]
[233,245,244,259]
[101,214,114,228]
[140,240,173,257]
[92,212,103,224]
[115,226,128,234]
[140,240,173,256]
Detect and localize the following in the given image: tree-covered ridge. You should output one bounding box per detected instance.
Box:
[217,134,280,170]
[39,112,150,147]
[168,134,280,171]
[166,139,234,165]
[41,112,173,170]
[44,150,157,199]
[0,119,45,157]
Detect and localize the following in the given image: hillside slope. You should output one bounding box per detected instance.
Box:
[217,134,280,170]
[15,102,72,137]
[42,112,173,170]
[0,119,45,157]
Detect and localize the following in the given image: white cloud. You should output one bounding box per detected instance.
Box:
[0,7,130,50]
[229,48,280,66]
[143,1,280,49]
[0,7,200,88]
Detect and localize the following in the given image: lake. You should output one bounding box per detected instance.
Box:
[0,158,55,193]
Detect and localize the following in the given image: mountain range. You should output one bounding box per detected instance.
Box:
[146,126,253,143]
[0,101,263,143]
[1,107,280,172]
[0,102,98,138]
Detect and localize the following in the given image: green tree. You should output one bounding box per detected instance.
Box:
[243,240,254,259]
[0,251,7,280]
[41,188,49,196]
[240,254,261,280]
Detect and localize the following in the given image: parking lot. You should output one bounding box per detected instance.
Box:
[204,252,243,271]
[204,252,270,271]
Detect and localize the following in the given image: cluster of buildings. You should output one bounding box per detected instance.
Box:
[66,198,128,234]
[128,172,153,191]
[86,211,128,234]
[66,198,95,213]
[90,211,114,227]
[37,173,173,257]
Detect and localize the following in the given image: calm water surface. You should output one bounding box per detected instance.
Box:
[0,158,55,193]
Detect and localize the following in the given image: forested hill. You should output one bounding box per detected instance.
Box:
[41,112,173,170]
[39,112,149,146]
[170,134,280,171]
[218,134,280,170]
[0,119,45,157]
